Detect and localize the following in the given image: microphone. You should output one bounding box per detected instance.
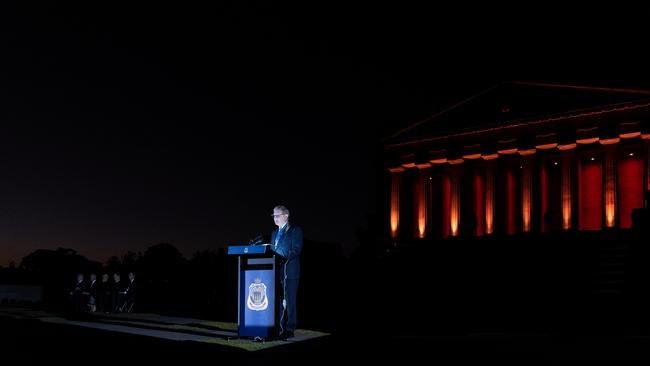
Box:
[249,234,264,245]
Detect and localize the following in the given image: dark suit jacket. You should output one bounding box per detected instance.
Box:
[87,280,98,297]
[125,280,137,299]
[271,224,303,279]
[71,280,86,294]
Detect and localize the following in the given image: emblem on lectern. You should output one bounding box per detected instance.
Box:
[247,277,268,311]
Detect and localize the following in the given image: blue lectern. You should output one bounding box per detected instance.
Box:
[227,244,280,339]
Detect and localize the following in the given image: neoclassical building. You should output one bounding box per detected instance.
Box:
[383,81,650,241]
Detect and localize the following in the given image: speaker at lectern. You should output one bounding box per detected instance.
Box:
[227,243,281,340]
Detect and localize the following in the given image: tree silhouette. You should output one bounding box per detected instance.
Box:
[139,243,187,313]
[141,243,186,280]
[106,256,121,274]
[19,248,94,310]
[21,248,90,274]
[121,251,141,274]
[185,249,227,317]
[352,213,387,262]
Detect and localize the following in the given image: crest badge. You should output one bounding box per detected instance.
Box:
[247,277,268,311]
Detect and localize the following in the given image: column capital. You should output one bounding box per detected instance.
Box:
[462,144,482,160]
[577,127,599,145]
[620,121,641,139]
[558,143,577,151]
[519,148,537,156]
[535,133,557,150]
[497,138,518,155]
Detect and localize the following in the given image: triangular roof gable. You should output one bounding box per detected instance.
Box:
[386,81,650,145]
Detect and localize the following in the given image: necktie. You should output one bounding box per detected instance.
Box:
[275,227,284,247]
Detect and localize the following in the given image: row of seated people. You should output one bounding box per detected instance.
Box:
[69,272,136,314]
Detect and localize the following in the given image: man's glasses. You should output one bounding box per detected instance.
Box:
[271,214,287,217]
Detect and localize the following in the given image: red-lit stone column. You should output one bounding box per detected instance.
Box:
[442,172,451,238]
[415,164,431,238]
[505,167,516,235]
[521,155,534,233]
[645,136,650,207]
[389,167,404,239]
[449,164,461,237]
[602,142,619,228]
[560,147,575,231]
[540,163,548,232]
[473,171,485,236]
[536,134,557,232]
[484,159,496,235]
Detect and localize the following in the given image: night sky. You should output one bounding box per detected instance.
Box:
[1,2,648,266]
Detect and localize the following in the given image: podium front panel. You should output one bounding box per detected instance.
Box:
[228,248,279,339]
[239,266,276,336]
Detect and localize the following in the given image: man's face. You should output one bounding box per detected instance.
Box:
[129,273,135,281]
[90,274,97,281]
[77,274,84,282]
[273,209,288,227]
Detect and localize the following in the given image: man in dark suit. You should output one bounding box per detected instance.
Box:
[69,273,87,313]
[123,272,137,313]
[270,205,303,340]
[111,273,126,313]
[97,273,110,313]
[85,273,98,312]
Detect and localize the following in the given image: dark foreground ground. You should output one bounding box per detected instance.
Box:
[2,315,650,366]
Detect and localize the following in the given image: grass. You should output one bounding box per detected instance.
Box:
[1,305,330,352]
[202,329,330,351]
